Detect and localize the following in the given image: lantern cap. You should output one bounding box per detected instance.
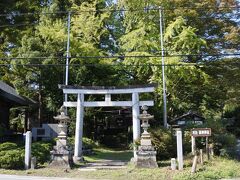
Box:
[53,106,70,122]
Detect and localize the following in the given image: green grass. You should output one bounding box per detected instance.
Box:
[174,157,240,180]
[1,148,240,180]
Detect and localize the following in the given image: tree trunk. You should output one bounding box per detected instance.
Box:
[38,84,42,126]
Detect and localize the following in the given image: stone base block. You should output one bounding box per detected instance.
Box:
[49,154,73,169]
[135,148,158,168]
[135,155,158,168]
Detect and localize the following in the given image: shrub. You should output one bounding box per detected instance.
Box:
[0,149,24,169]
[68,137,98,149]
[213,133,237,157]
[0,142,18,151]
[0,141,54,169]
[0,142,24,169]
[32,141,53,164]
[150,128,176,160]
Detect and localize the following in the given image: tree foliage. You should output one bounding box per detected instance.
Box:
[0,0,239,131]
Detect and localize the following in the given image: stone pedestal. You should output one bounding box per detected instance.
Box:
[135,106,158,168]
[49,106,73,169]
[136,145,158,168]
[49,135,73,168]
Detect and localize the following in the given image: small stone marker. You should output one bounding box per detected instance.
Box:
[176,128,183,170]
[171,158,176,170]
[24,131,32,170]
[209,144,214,156]
[31,157,37,169]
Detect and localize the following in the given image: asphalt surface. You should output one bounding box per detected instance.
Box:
[0,174,94,180]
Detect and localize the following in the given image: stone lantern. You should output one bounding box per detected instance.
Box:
[49,106,73,168]
[135,105,158,168]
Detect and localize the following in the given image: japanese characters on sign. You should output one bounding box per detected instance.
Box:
[191,128,211,137]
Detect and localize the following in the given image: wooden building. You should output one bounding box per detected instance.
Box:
[170,111,205,128]
[0,81,35,135]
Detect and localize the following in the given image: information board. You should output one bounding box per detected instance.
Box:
[191,128,211,137]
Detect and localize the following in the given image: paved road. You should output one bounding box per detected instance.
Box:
[0,174,95,180]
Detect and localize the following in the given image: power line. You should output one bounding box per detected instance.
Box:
[0,8,238,28]
[0,62,239,67]
[0,5,239,17]
[0,53,239,60]
[0,22,38,28]
[0,11,68,17]
[2,13,239,28]
[1,13,239,29]
[0,63,194,67]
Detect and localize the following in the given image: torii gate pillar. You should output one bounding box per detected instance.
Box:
[60,84,156,162]
[73,93,84,162]
[132,92,140,158]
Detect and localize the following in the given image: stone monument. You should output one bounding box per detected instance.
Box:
[49,106,73,169]
[135,105,158,168]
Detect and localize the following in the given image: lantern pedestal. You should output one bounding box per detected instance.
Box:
[49,107,73,169]
[135,106,158,168]
[136,145,158,168]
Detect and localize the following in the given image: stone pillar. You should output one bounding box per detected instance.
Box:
[132,92,140,158]
[171,158,176,170]
[25,131,32,170]
[191,136,196,155]
[74,93,84,162]
[176,129,183,170]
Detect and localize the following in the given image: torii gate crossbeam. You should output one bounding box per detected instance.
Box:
[59,84,156,162]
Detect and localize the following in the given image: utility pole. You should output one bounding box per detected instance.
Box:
[65,11,71,104]
[159,6,167,128]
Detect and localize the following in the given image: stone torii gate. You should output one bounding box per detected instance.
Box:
[59,84,156,162]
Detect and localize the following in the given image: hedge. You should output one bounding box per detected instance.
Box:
[0,141,54,169]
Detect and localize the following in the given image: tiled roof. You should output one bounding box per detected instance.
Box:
[0,81,34,106]
[0,81,24,99]
[170,111,205,123]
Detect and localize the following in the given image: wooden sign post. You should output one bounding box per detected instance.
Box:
[191,128,211,160]
[191,128,211,173]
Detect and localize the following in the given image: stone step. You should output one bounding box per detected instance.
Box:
[78,160,128,171]
[78,166,127,171]
[86,162,127,166]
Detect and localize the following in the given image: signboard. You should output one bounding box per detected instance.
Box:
[191,128,211,137]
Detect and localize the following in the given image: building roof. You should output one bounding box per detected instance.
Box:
[0,81,35,106]
[170,111,205,124]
